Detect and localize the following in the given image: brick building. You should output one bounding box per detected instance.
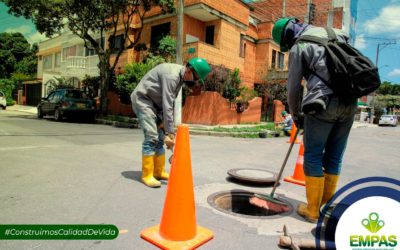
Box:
[116,0,346,88]
[35,0,349,121]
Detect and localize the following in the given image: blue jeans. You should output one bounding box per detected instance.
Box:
[133,106,165,156]
[303,97,357,177]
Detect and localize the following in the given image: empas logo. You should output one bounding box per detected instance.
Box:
[349,212,397,248]
[362,212,384,233]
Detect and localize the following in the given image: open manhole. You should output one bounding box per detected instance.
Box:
[227,168,277,185]
[207,190,292,218]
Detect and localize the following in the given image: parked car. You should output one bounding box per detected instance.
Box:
[37,88,96,121]
[0,90,6,110]
[378,115,398,127]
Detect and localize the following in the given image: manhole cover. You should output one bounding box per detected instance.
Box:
[207,190,292,218]
[227,168,277,185]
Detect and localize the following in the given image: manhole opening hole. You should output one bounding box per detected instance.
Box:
[207,190,292,218]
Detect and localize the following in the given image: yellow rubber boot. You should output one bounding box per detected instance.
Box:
[154,154,169,181]
[142,155,161,188]
[297,176,324,223]
[321,173,339,205]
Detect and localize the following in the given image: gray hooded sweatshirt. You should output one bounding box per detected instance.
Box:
[131,63,185,135]
[287,26,349,119]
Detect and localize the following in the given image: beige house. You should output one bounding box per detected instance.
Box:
[37,30,101,97]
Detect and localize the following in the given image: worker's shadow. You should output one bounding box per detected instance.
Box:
[121,171,142,183]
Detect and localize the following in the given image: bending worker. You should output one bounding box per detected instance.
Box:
[131,58,211,188]
[272,18,357,222]
[281,110,293,136]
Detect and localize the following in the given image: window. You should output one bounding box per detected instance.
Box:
[85,37,104,56]
[54,91,63,102]
[85,48,96,57]
[66,90,84,99]
[205,26,215,45]
[43,55,53,70]
[62,46,77,61]
[150,22,171,49]
[278,52,285,69]
[47,91,56,101]
[55,52,61,68]
[109,34,125,52]
[62,45,84,61]
[271,50,277,68]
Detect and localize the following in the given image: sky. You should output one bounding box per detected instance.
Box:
[0,3,47,44]
[0,1,399,83]
[353,0,400,84]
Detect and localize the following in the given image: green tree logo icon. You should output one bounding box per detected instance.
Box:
[362,212,385,233]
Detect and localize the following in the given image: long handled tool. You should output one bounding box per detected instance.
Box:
[168,148,173,164]
[250,128,301,208]
[278,225,332,250]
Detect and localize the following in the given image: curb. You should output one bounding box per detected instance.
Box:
[189,129,282,138]
[96,119,139,129]
[93,119,283,139]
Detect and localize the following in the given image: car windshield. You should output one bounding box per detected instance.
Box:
[65,90,84,99]
[381,115,394,119]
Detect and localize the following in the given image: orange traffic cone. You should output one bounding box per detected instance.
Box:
[140,125,213,249]
[284,142,306,186]
[287,123,300,144]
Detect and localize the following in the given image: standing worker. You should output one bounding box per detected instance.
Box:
[131,58,211,188]
[272,18,357,222]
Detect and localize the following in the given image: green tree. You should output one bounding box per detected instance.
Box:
[376,95,400,111]
[15,43,38,76]
[0,32,36,78]
[2,0,175,115]
[376,81,400,95]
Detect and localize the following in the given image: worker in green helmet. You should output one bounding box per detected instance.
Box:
[280,110,293,136]
[131,58,211,188]
[272,18,357,223]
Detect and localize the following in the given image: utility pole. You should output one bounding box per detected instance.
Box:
[327,0,334,27]
[305,0,312,23]
[174,0,184,126]
[370,40,396,123]
[282,0,286,17]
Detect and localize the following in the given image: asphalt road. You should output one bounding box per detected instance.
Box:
[0,110,399,250]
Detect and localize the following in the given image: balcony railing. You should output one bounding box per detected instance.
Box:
[61,56,99,77]
[266,69,289,81]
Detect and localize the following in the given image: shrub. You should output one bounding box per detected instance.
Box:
[156,35,176,61]
[203,65,242,101]
[82,75,100,99]
[0,78,16,105]
[236,87,258,104]
[116,55,165,102]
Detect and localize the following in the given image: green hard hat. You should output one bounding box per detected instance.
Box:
[188,57,211,82]
[272,18,294,52]
[281,110,287,116]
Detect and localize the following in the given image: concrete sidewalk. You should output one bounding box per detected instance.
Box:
[6,104,37,115]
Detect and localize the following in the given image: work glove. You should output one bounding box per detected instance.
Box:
[293,115,304,130]
[164,134,175,149]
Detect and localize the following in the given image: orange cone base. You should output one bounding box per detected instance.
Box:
[141,224,213,250]
[284,176,305,186]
